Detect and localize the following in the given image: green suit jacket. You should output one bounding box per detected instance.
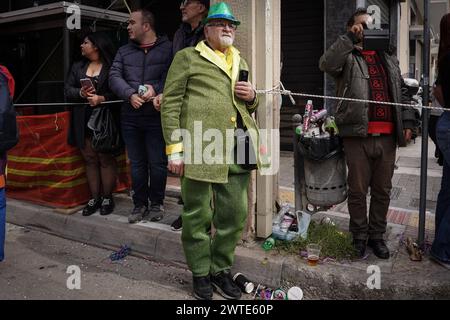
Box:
[161,41,260,183]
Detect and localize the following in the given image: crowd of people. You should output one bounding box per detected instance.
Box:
[0,1,449,300]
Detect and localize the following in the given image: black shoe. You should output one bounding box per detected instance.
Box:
[82,198,102,216]
[367,239,390,259]
[149,204,164,222]
[171,216,183,232]
[193,275,213,300]
[211,270,242,300]
[128,206,148,224]
[352,239,367,258]
[100,196,115,216]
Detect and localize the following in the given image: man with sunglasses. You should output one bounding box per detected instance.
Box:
[161,2,259,300]
[170,0,210,232]
[173,0,210,54]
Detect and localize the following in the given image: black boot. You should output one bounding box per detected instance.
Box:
[82,198,102,216]
[352,239,367,258]
[193,275,213,300]
[211,270,242,300]
[367,239,390,259]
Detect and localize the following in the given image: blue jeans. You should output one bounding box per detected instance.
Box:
[121,116,168,208]
[0,188,6,262]
[432,112,450,263]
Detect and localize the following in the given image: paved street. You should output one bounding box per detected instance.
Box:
[2,136,449,300]
[0,224,194,300]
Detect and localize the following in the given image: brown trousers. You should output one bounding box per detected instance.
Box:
[343,135,396,240]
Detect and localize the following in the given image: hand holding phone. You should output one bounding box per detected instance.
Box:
[239,70,249,82]
[80,78,95,89]
[235,70,255,103]
[80,78,96,98]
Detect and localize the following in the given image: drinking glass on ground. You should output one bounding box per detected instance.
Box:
[306,243,321,266]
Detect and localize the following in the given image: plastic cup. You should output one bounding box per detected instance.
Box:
[306,243,321,266]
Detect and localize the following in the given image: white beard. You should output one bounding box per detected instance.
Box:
[219,36,234,48]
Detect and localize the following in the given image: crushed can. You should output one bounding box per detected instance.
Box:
[323,116,339,136]
[233,273,255,294]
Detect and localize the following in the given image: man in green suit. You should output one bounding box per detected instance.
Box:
[161,2,260,300]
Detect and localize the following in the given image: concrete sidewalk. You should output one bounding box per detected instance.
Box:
[5,137,450,299]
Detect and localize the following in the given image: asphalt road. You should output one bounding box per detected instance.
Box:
[0,224,197,300]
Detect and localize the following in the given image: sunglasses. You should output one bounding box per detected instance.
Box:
[180,0,201,7]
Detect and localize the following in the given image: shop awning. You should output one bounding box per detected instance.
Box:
[0,1,129,25]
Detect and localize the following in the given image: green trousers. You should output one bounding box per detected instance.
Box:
[181,165,250,277]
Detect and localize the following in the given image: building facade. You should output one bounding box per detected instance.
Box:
[0,0,445,237]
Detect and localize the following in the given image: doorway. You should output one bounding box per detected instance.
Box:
[280,0,325,151]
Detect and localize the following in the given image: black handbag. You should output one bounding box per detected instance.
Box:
[87,107,122,153]
[235,113,258,171]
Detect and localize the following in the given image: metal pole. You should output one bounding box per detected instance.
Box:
[418,0,430,248]
[293,114,303,214]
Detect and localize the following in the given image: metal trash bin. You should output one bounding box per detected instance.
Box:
[299,135,347,207]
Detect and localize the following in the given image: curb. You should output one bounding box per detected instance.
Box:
[6,198,283,289]
[6,198,450,299]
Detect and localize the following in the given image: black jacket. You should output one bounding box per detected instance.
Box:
[109,36,173,118]
[172,23,205,55]
[65,60,119,149]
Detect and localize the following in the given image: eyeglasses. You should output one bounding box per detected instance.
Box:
[207,22,238,30]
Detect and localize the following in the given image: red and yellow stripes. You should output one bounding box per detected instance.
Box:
[6,111,130,208]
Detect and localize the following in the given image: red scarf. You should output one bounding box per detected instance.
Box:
[362,51,394,135]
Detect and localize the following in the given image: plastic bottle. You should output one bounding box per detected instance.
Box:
[262,237,275,251]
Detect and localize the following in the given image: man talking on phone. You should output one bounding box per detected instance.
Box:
[319,8,418,259]
[161,2,260,300]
